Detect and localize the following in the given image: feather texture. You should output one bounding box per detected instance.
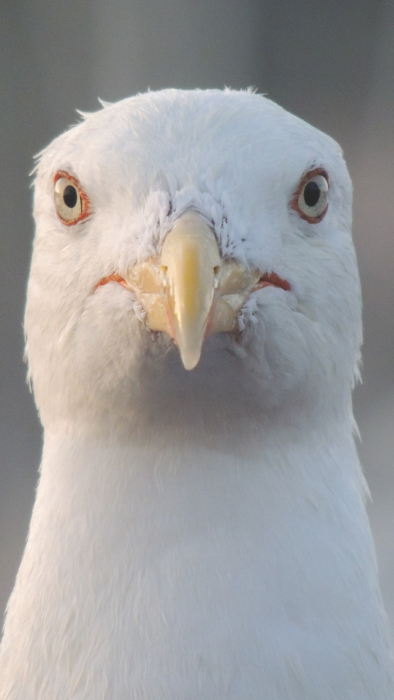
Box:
[0,89,393,699]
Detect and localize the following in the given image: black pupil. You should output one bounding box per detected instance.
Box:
[63,185,78,209]
[303,181,320,207]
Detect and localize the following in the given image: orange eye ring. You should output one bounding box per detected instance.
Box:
[291,167,329,224]
[54,170,91,226]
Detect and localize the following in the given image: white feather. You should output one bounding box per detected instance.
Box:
[0,88,393,699]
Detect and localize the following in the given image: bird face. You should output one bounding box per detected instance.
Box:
[26,89,361,433]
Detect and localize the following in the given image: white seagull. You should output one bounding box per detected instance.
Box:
[0,88,393,699]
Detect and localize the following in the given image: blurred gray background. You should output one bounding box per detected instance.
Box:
[1,0,393,631]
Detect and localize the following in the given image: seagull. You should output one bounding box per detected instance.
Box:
[0,88,393,699]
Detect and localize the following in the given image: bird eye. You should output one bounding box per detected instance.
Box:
[54,171,90,225]
[291,168,329,223]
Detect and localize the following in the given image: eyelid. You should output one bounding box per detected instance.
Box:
[53,170,91,226]
[290,167,329,224]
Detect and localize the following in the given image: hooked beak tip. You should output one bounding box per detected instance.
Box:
[179,347,202,371]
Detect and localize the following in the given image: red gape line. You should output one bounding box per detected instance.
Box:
[94,274,128,291]
[255,272,291,292]
[94,271,291,293]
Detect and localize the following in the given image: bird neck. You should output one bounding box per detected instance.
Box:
[2,415,391,699]
[37,413,363,532]
[30,417,368,631]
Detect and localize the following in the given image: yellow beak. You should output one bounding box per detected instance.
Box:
[161,211,220,369]
[125,211,260,370]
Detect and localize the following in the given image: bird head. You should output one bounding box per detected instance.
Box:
[25,89,361,436]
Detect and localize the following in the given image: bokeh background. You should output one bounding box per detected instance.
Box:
[1,0,393,632]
